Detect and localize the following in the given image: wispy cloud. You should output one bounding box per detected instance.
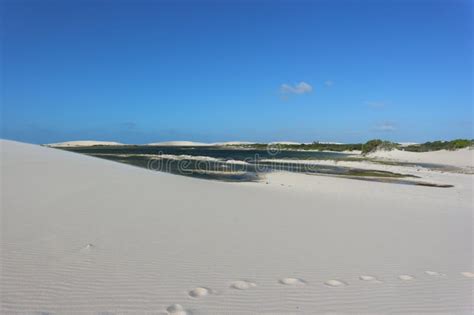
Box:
[280,82,313,94]
[373,122,397,132]
[366,101,387,109]
[324,80,334,87]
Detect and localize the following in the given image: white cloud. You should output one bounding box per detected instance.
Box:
[324,80,334,87]
[280,82,313,94]
[373,122,396,132]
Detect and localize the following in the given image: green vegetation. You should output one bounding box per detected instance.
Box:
[248,139,473,154]
[238,142,363,152]
[360,139,399,154]
[403,139,474,152]
[239,139,401,154]
[358,139,473,154]
[361,139,383,154]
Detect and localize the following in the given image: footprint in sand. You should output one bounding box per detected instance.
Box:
[359,275,382,283]
[188,287,212,298]
[424,270,445,277]
[166,304,191,315]
[80,243,95,251]
[279,277,306,285]
[461,272,474,278]
[324,279,348,287]
[230,280,257,290]
[398,275,415,281]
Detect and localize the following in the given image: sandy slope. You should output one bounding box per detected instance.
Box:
[368,148,473,169]
[1,140,473,314]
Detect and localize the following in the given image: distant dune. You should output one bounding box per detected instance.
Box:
[269,141,345,145]
[212,141,256,146]
[397,142,419,147]
[147,141,255,146]
[46,140,124,147]
[269,141,303,145]
[147,141,210,146]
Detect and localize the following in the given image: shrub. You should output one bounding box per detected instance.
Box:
[361,139,398,154]
[403,139,474,152]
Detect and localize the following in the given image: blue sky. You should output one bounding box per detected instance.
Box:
[1,0,472,144]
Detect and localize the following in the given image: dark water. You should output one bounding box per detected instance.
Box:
[62,145,420,183]
[62,145,348,161]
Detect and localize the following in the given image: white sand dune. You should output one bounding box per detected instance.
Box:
[368,148,473,169]
[147,141,255,146]
[315,141,345,144]
[269,141,302,145]
[270,141,344,145]
[397,142,419,147]
[147,141,211,146]
[1,140,473,314]
[212,141,256,146]
[262,147,473,174]
[46,140,124,147]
